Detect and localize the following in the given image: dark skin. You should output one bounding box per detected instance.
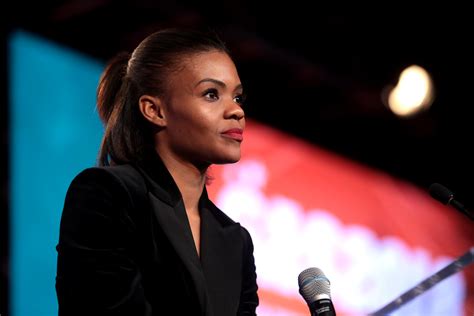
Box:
[138,50,245,256]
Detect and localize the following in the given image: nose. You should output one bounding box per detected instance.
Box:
[225,100,245,120]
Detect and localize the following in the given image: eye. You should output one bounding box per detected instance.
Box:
[233,93,247,106]
[203,88,219,101]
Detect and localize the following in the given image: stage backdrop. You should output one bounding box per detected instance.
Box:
[10,30,474,316]
[206,122,474,315]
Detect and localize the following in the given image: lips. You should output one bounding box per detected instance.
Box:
[221,128,243,141]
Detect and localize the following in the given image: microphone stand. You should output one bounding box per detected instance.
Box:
[370,247,474,315]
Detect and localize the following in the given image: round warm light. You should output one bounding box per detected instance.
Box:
[386,65,435,117]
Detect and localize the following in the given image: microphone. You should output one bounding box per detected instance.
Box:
[429,183,474,221]
[298,267,336,316]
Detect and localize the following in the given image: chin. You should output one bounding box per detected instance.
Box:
[214,153,241,165]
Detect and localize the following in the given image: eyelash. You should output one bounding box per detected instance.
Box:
[203,89,246,106]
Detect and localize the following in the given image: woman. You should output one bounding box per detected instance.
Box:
[55,28,259,315]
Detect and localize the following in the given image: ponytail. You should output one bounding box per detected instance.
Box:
[97,52,130,124]
[96,52,150,166]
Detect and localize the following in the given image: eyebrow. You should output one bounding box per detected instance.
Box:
[195,78,243,91]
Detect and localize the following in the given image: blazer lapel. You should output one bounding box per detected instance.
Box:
[133,155,213,315]
[147,194,212,314]
[200,198,243,315]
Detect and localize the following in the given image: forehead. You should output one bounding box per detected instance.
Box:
[177,51,239,83]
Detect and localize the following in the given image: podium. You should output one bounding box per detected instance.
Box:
[370,247,474,315]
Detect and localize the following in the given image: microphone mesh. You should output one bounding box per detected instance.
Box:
[429,183,453,204]
[298,267,331,304]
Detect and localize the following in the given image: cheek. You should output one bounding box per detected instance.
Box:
[166,98,220,142]
[181,108,218,134]
[170,112,214,142]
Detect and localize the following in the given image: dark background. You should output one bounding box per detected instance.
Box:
[2,2,473,313]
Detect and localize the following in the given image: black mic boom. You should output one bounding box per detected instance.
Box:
[298,267,336,316]
[429,183,474,221]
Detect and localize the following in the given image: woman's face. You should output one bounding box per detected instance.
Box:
[161,50,245,167]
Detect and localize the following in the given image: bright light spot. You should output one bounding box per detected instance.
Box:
[387,65,434,117]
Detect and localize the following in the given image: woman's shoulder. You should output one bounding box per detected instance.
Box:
[62,164,147,225]
[59,165,142,251]
[69,164,142,189]
[65,164,147,209]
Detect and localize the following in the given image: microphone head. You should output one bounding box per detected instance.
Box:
[429,183,453,205]
[298,267,331,304]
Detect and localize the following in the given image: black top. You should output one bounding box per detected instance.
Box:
[55,152,259,315]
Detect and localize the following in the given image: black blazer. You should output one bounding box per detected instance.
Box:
[55,153,259,315]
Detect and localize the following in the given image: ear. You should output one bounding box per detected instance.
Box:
[138,95,167,127]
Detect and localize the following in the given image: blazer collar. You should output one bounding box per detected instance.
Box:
[135,150,183,207]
